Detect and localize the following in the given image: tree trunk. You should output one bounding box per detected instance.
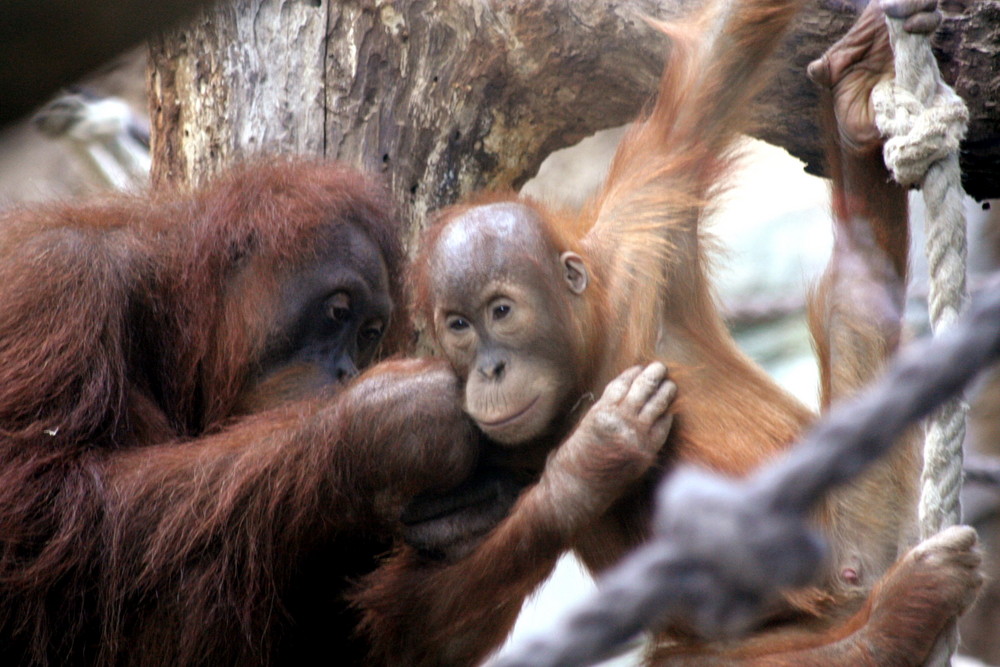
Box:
[148,0,1000,247]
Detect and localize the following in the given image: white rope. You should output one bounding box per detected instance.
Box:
[873,0,969,543]
[872,9,969,665]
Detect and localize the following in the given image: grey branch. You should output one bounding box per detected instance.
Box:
[965,454,1000,487]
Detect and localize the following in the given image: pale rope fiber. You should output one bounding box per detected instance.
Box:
[872,9,969,665]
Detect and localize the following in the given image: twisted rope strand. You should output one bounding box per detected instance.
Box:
[874,8,970,542]
[874,12,970,665]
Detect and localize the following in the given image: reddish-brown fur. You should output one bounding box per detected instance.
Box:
[356,0,980,664]
[0,158,484,666]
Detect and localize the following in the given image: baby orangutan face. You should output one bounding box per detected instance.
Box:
[426,202,589,446]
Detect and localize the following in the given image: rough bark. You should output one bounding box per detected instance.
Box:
[148,0,1000,245]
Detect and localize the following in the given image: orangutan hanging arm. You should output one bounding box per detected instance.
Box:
[582,0,806,273]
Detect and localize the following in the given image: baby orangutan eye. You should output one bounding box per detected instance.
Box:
[447,316,470,332]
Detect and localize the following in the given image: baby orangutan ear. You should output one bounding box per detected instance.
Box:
[560,251,588,295]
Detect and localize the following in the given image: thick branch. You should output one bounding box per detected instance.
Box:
[148,0,1000,244]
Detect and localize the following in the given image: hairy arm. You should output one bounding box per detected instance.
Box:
[580,0,806,309]
[1,358,478,666]
[354,364,676,666]
[105,358,477,538]
[807,0,911,408]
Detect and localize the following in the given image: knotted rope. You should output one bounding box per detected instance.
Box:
[872,3,969,548]
[872,8,969,664]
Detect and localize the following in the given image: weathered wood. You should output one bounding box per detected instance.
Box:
[148,0,328,187]
[148,0,1000,242]
[150,0,670,245]
[933,1,1000,204]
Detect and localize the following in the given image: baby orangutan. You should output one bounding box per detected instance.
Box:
[354,0,981,664]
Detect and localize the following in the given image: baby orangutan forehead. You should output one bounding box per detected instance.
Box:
[430,202,553,296]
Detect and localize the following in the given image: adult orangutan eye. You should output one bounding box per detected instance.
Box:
[360,320,384,343]
[492,303,511,320]
[326,292,351,322]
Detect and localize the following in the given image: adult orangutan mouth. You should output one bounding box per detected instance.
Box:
[400,470,509,525]
[477,395,540,428]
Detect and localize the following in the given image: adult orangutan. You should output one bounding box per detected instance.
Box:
[354,0,981,664]
[0,156,678,666]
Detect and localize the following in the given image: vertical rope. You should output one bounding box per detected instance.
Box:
[875,0,970,543]
[872,8,970,664]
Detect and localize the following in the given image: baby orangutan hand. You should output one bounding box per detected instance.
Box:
[539,362,676,536]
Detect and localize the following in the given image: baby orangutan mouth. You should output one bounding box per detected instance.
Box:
[476,396,540,428]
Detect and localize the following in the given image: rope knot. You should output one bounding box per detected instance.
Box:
[872,79,968,188]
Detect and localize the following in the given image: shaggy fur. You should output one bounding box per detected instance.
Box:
[0,158,477,666]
